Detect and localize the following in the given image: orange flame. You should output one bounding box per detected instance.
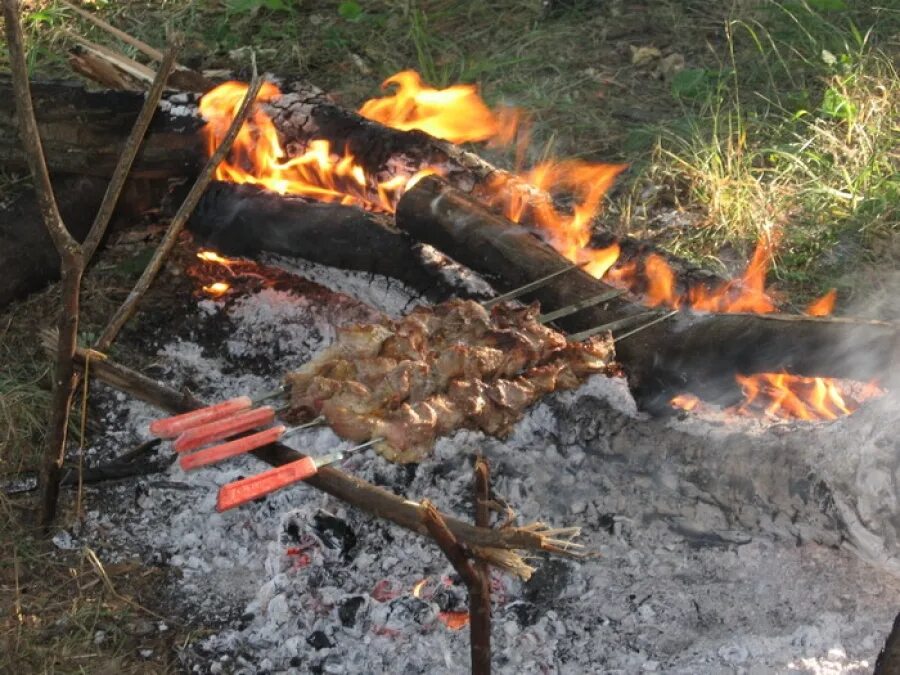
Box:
[806,289,837,316]
[202,281,230,297]
[485,161,626,279]
[199,74,838,319]
[735,372,880,421]
[199,81,428,212]
[670,393,701,411]
[358,70,518,144]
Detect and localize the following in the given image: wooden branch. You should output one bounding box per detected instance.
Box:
[61,0,165,62]
[68,45,145,90]
[94,73,264,351]
[82,41,180,262]
[472,458,493,675]
[3,0,85,526]
[396,176,900,408]
[59,0,215,92]
[63,344,572,564]
[422,500,491,675]
[61,28,156,85]
[2,1,77,257]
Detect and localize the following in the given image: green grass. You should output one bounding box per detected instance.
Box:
[618,2,899,302]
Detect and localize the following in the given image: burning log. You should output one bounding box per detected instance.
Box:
[187,182,437,293]
[396,176,900,407]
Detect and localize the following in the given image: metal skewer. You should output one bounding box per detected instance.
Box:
[537,289,625,324]
[613,310,679,343]
[481,262,588,309]
[568,310,663,342]
[215,438,383,511]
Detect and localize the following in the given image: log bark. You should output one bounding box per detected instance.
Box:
[0,75,203,178]
[188,182,438,294]
[396,177,900,408]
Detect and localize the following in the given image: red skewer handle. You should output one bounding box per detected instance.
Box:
[149,396,253,438]
[180,424,286,471]
[174,406,277,453]
[216,454,319,511]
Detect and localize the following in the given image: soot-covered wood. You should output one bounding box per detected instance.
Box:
[0,75,203,177]
[188,182,439,293]
[397,176,900,407]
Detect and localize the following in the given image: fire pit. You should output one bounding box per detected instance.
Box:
[3,18,897,669]
[73,250,899,672]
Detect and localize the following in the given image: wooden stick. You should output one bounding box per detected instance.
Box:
[472,458,493,675]
[82,41,180,261]
[422,500,491,675]
[61,28,156,84]
[61,0,165,62]
[94,69,264,351]
[62,344,575,565]
[4,0,85,526]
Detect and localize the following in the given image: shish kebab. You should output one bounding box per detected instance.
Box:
[149,265,673,509]
[150,262,594,438]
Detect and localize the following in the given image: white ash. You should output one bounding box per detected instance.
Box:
[78,257,899,673]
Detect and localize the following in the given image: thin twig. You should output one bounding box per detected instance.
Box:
[82,40,180,262]
[423,500,491,674]
[422,500,482,588]
[60,0,165,62]
[94,70,264,351]
[472,458,493,675]
[3,0,84,527]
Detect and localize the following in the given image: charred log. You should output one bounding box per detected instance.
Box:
[0,176,166,309]
[188,182,438,294]
[0,75,203,178]
[396,177,900,408]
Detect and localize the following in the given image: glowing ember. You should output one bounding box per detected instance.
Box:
[358,70,518,144]
[197,250,232,264]
[670,393,701,412]
[806,289,837,317]
[202,282,230,297]
[411,579,428,599]
[437,610,470,630]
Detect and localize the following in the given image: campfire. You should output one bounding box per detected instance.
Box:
[3,5,899,670]
[194,76,886,423]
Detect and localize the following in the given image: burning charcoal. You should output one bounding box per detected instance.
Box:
[524,558,572,607]
[339,596,366,628]
[312,513,357,560]
[306,631,334,650]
